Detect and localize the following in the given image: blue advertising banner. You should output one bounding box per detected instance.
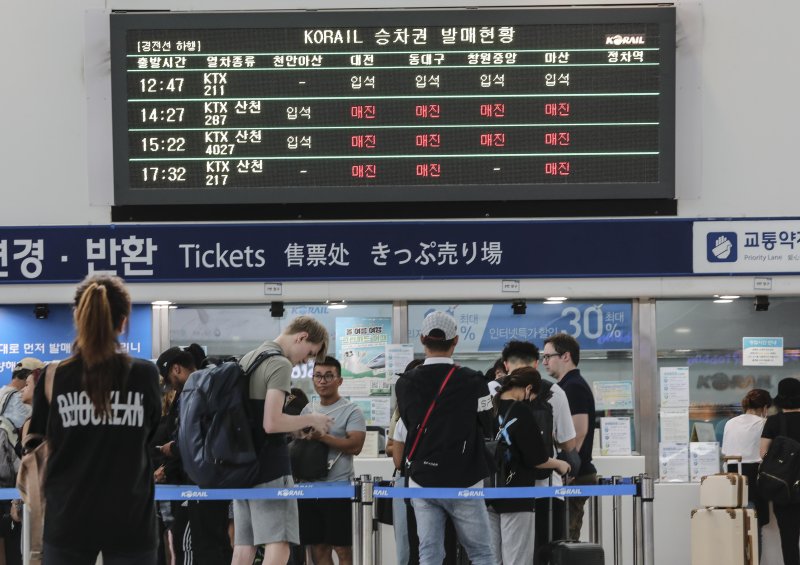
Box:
[0,219,693,283]
[409,302,632,352]
[0,305,152,378]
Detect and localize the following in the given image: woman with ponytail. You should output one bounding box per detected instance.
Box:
[29,275,161,565]
[488,367,570,565]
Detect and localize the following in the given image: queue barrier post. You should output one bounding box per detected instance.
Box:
[640,474,656,565]
[22,503,30,565]
[351,477,363,565]
[633,475,643,565]
[360,475,374,565]
[372,476,382,565]
[588,474,603,544]
[611,476,623,565]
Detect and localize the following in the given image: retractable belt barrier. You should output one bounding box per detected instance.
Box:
[0,482,637,501]
[15,475,656,565]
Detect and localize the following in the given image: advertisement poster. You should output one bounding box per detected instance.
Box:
[335,317,392,378]
[660,366,690,408]
[690,442,721,482]
[333,317,393,396]
[594,381,634,411]
[600,417,632,455]
[742,337,784,367]
[385,344,416,385]
[0,304,152,376]
[659,443,690,482]
[408,302,633,354]
[660,408,690,443]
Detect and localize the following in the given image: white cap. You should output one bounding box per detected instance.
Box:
[421,311,458,340]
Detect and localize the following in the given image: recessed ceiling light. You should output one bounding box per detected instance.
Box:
[713,299,733,304]
[326,300,348,310]
[674,327,691,333]
[151,300,172,306]
[543,300,563,305]
[719,295,740,300]
[546,297,568,301]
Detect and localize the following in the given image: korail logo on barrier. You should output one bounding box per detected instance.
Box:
[181,490,209,499]
[457,489,484,498]
[277,489,305,497]
[374,488,390,497]
[555,487,583,496]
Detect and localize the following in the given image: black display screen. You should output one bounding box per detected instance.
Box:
[110,8,675,206]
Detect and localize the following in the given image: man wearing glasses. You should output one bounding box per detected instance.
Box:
[541,333,598,541]
[297,356,366,565]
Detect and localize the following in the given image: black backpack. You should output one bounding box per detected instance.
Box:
[486,402,518,488]
[758,413,800,504]
[528,381,555,480]
[177,350,281,489]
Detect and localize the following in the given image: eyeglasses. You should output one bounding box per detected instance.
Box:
[540,352,563,362]
[313,372,338,382]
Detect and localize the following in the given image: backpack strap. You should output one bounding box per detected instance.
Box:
[242,350,283,377]
[405,365,457,466]
[781,412,789,437]
[43,362,58,404]
[539,380,554,402]
[0,388,16,416]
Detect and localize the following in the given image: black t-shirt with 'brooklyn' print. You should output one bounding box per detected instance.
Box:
[31,357,161,553]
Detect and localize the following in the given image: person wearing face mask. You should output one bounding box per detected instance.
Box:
[721,388,772,559]
[488,367,570,565]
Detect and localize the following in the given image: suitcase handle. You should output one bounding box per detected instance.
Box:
[722,455,743,476]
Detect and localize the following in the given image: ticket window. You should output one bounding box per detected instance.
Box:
[167,302,394,397]
[655,297,800,444]
[408,302,637,448]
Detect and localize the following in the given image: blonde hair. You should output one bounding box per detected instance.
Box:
[284,315,329,362]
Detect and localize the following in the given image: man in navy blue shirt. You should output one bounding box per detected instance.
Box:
[542,333,597,541]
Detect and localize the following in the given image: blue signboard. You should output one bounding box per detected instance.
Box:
[0,305,152,378]
[0,219,692,283]
[409,302,632,352]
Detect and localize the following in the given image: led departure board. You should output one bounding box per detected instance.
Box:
[110,8,675,207]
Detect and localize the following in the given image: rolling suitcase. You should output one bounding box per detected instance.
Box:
[690,507,758,565]
[537,476,605,565]
[699,455,748,508]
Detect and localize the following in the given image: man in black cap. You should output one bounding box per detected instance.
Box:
[156,346,232,565]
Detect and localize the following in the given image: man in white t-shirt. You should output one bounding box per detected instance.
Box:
[501,340,577,562]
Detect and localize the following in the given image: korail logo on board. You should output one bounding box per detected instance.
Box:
[605,34,646,46]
